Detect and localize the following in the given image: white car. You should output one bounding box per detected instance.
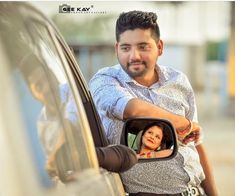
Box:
[0,2,177,196]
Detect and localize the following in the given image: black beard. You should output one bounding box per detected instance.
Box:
[125,61,147,77]
[127,60,147,67]
[116,54,148,77]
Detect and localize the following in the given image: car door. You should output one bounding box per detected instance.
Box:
[0,2,125,196]
[52,23,127,196]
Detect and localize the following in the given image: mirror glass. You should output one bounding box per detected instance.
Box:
[122,118,177,160]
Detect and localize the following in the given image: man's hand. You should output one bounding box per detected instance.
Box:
[177,121,202,145]
[183,123,201,144]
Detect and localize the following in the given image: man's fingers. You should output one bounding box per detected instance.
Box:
[182,126,202,144]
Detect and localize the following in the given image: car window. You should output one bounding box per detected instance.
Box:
[0,12,95,188]
[57,36,109,148]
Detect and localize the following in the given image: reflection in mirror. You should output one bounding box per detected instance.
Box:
[18,51,88,185]
[122,118,177,160]
[19,53,79,183]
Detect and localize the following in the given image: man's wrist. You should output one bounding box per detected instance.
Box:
[176,118,193,134]
[175,116,190,131]
[177,118,192,137]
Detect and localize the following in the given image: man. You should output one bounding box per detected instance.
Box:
[89,11,217,195]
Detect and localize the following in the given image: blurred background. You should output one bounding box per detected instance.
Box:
[31,1,235,195]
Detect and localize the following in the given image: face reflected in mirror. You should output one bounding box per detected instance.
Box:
[138,123,172,159]
[123,119,176,160]
[142,125,163,151]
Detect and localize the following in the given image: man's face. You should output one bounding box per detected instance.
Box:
[115,28,163,79]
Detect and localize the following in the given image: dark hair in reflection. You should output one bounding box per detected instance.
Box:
[18,53,64,119]
[19,53,60,103]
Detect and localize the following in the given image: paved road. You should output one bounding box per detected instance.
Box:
[201,117,235,196]
[196,92,235,196]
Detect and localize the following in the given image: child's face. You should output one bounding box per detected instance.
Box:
[142,125,163,150]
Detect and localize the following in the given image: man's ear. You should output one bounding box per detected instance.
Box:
[115,42,118,53]
[157,40,164,56]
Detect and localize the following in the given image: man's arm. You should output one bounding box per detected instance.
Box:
[196,144,218,196]
[124,98,191,131]
[90,72,193,132]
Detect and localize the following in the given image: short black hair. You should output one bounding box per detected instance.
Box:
[115,10,160,42]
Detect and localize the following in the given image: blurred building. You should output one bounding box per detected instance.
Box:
[31,1,233,115]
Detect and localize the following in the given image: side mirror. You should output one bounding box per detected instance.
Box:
[120,117,178,161]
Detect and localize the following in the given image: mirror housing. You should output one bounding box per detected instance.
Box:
[120,117,178,161]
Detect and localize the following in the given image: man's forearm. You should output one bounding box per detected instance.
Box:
[196,144,218,196]
[124,98,189,130]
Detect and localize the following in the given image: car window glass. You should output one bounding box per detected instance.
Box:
[0,14,93,188]
[26,20,95,184]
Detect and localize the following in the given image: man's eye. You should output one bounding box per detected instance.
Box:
[139,45,146,50]
[120,47,129,51]
[139,45,149,50]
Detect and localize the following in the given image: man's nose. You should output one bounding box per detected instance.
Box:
[130,49,141,60]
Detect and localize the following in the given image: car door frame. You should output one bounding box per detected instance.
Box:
[54,32,109,148]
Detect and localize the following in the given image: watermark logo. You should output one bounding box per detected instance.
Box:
[58,4,106,14]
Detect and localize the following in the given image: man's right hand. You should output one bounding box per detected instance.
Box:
[179,122,202,145]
